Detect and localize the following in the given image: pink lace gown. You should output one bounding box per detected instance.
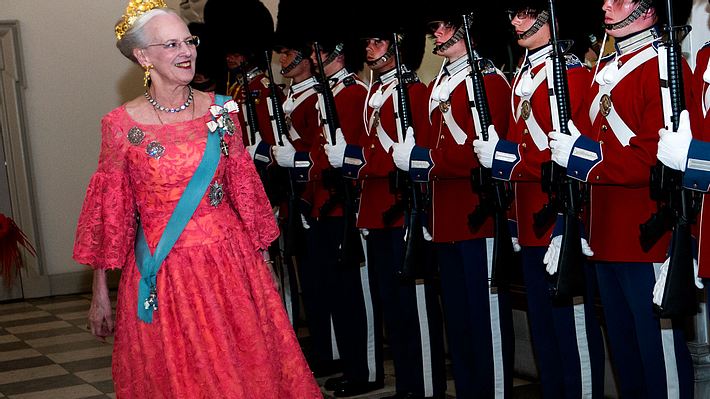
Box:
[73,94,322,398]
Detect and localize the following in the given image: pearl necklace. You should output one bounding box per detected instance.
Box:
[144,86,193,113]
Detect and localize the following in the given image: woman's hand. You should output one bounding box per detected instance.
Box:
[88,269,114,342]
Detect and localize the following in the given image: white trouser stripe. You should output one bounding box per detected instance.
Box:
[359,235,377,382]
[282,260,294,325]
[415,283,434,397]
[330,316,340,360]
[653,262,680,399]
[486,238,505,398]
[572,302,593,398]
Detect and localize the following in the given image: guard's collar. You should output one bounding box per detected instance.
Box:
[377,68,398,85]
[525,44,554,70]
[444,55,469,76]
[614,26,660,56]
[328,68,351,84]
[290,76,318,94]
[245,67,262,82]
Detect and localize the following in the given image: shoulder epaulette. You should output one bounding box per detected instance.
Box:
[343,76,356,86]
[401,71,420,84]
[702,40,710,50]
[564,53,584,70]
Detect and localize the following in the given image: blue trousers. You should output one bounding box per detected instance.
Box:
[437,238,514,398]
[521,247,605,398]
[315,217,384,383]
[596,262,694,399]
[367,228,447,397]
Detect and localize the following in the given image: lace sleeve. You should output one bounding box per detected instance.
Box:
[73,113,137,269]
[225,130,280,251]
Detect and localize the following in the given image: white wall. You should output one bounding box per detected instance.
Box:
[0,0,707,280]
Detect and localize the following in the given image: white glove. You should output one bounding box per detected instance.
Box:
[511,237,521,253]
[360,228,369,238]
[422,226,433,241]
[300,214,310,230]
[652,256,704,306]
[473,125,500,169]
[392,127,415,171]
[549,120,582,168]
[246,134,262,160]
[543,236,594,275]
[272,139,297,167]
[657,110,692,171]
[324,130,347,168]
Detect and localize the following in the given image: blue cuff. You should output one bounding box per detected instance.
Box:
[409,146,433,183]
[551,214,587,239]
[342,145,365,179]
[491,139,521,181]
[566,135,602,182]
[683,139,710,192]
[253,142,273,168]
[294,151,313,182]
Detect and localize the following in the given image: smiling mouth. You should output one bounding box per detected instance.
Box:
[175,61,192,68]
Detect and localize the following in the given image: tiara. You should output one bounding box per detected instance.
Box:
[115,0,167,40]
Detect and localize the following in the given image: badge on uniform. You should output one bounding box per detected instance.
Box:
[600,94,612,117]
[439,101,451,113]
[521,100,531,120]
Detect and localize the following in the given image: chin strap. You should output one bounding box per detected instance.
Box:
[517,10,550,40]
[280,51,304,75]
[603,0,652,31]
[433,25,465,54]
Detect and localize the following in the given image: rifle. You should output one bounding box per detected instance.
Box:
[239,65,261,147]
[313,41,365,268]
[263,50,306,258]
[390,32,427,281]
[533,0,588,300]
[462,13,515,289]
[642,0,700,318]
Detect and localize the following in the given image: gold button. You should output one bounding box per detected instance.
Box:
[601,125,608,132]
[370,144,375,149]
[596,176,600,180]
[599,140,604,145]
[521,143,527,149]
[523,129,529,135]
[440,134,445,140]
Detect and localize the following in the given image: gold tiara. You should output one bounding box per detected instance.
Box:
[115,0,167,40]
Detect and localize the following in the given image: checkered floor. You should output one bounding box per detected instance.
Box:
[0,293,541,398]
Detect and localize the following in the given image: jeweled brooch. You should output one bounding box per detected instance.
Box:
[127,127,145,145]
[146,141,165,159]
[208,181,224,207]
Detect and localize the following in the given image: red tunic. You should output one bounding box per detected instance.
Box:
[506,49,593,246]
[691,44,710,277]
[355,70,430,229]
[579,36,692,262]
[423,57,510,243]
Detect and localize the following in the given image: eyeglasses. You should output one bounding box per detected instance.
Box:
[427,21,455,34]
[146,36,200,51]
[507,8,540,21]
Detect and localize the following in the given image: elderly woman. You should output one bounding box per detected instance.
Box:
[73,1,321,397]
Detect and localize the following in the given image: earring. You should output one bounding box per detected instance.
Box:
[143,64,154,87]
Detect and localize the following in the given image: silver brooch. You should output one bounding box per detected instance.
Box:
[146,141,165,159]
[223,114,236,135]
[208,181,224,207]
[127,127,145,145]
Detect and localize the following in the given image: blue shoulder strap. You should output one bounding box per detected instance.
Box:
[135,94,229,323]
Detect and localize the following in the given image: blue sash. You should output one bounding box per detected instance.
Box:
[135,95,230,323]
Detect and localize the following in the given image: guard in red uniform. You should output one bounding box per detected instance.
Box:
[323,2,447,397]
[391,3,514,397]
[272,2,385,396]
[549,1,694,397]
[474,1,606,397]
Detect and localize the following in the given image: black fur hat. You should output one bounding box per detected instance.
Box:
[307,0,365,72]
[203,0,274,62]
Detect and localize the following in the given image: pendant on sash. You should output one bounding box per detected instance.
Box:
[127,127,145,145]
[600,94,612,117]
[144,285,158,311]
[439,101,451,113]
[521,100,532,120]
[146,141,165,159]
[223,114,236,135]
[220,137,229,157]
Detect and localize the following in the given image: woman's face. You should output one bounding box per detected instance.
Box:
[140,13,197,87]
